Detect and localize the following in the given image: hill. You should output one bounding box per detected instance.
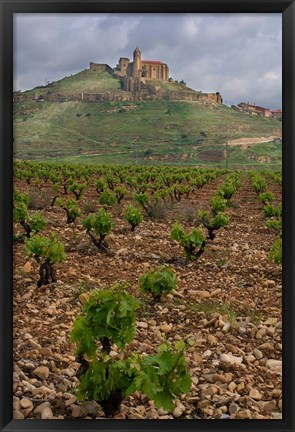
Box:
[13,68,282,168]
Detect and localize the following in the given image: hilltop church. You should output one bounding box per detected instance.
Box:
[90,47,169,92]
[114,47,169,81]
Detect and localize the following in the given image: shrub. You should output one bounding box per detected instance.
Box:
[139,266,176,302]
[124,205,143,231]
[198,210,229,240]
[71,284,140,354]
[55,198,82,223]
[269,236,282,264]
[170,221,206,261]
[82,208,114,252]
[99,189,117,207]
[71,286,191,417]
[24,233,65,287]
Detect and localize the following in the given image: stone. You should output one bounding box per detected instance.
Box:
[253,348,263,360]
[33,366,50,380]
[41,406,53,419]
[39,347,53,357]
[249,389,262,400]
[265,359,282,374]
[137,321,148,329]
[13,410,25,419]
[262,400,277,413]
[195,290,211,299]
[173,404,185,418]
[237,409,252,419]
[71,404,87,418]
[20,398,33,410]
[23,261,32,273]
[34,402,51,415]
[220,353,243,366]
[222,322,231,333]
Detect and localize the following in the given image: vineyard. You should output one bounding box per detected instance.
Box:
[13,161,282,420]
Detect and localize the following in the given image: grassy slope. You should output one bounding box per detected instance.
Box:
[14,69,282,168]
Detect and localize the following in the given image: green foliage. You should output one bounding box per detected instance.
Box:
[263,203,282,219]
[76,341,191,413]
[24,233,66,264]
[71,285,140,355]
[269,236,282,264]
[139,266,176,301]
[95,178,106,195]
[252,176,267,194]
[259,191,274,205]
[210,196,227,215]
[114,186,127,204]
[69,181,87,200]
[82,208,114,239]
[99,189,117,206]
[56,197,82,223]
[29,212,46,233]
[170,221,205,261]
[123,205,143,231]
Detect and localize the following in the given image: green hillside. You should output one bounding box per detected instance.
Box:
[13,69,282,168]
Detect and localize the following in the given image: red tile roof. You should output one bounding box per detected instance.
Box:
[141,60,166,65]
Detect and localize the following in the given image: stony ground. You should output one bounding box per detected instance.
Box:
[13,173,282,420]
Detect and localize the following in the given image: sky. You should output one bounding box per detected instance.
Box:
[14,13,282,109]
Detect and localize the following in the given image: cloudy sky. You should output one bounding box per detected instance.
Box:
[14,13,282,109]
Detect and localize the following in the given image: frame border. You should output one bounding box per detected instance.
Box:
[1,1,294,431]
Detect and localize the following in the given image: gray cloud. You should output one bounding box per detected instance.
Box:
[14,13,282,109]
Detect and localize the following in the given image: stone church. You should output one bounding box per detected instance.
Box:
[114,47,169,81]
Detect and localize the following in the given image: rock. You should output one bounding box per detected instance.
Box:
[160,323,172,333]
[65,396,77,407]
[41,406,53,419]
[259,342,274,351]
[249,389,262,400]
[13,410,25,419]
[195,290,211,299]
[33,366,50,380]
[262,400,277,413]
[137,321,148,329]
[20,398,33,410]
[192,353,203,367]
[210,288,222,297]
[237,409,252,419]
[23,261,32,273]
[83,400,99,416]
[173,404,185,418]
[116,247,129,256]
[79,292,90,305]
[265,359,282,374]
[220,353,243,366]
[31,386,53,396]
[264,317,278,326]
[71,404,87,418]
[34,402,51,415]
[253,348,263,360]
[39,347,53,357]
[207,334,218,344]
[222,322,231,333]
[29,339,42,350]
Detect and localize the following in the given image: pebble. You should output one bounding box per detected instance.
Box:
[249,389,262,400]
[33,366,50,380]
[253,348,263,360]
[20,398,33,410]
[220,353,243,366]
[34,401,51,415]
[237,409,252,419]
[265,359,282,374]
[41,406,53,419]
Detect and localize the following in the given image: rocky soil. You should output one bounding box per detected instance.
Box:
[13,173,282,420]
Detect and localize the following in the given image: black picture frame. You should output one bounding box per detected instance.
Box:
[1,1,294,431]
